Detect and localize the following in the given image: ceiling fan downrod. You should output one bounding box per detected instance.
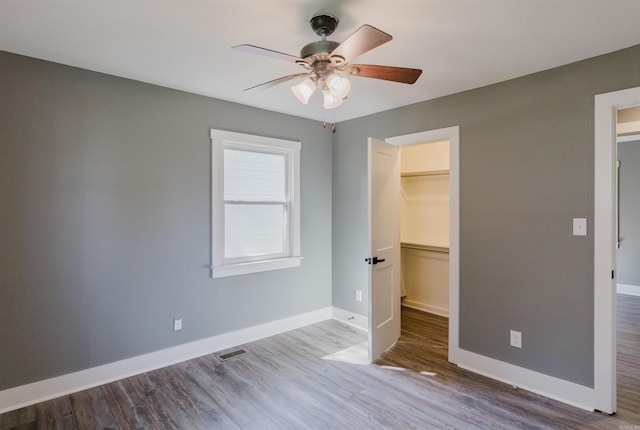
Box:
[300,14,341,61]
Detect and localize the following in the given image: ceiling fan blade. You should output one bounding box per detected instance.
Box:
[347,64,423,84]
[232,44,309,64]
[243,73,310,92]
[330,25,392,63]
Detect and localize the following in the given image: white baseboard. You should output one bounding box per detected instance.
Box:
[332,307,594,411]
[0,307,332,414]
[402,299,449,318]
[331,307,368,331]
[450,347,595,412]
[617,283,640,296]
[2,306,597,415]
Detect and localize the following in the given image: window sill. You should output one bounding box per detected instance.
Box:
[211,256,302,279]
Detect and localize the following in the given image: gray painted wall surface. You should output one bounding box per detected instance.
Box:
[0,52,332,390]
[332,45,640,387]
[618,140,640,286]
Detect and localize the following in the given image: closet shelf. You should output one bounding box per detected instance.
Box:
[401,243,449,254]
[401,169,449,177]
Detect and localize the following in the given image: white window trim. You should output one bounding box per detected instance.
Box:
[210,129,301,279]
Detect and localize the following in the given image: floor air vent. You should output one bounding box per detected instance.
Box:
[216,349,248,361]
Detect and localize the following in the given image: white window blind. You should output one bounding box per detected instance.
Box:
[223,149,285,201]
[224,204,286,259]
[223,149,288,260]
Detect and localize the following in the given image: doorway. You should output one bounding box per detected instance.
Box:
[382,126,461,363]
[593,86,640,414]
[616,106,640,297]
[615,106,640,418]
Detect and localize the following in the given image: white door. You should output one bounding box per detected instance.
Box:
[367,137,401,361]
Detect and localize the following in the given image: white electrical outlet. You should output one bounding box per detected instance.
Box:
[355,290,363,302]
[573,218,587,236]
[510,330,522,348]
[173,318,182,332]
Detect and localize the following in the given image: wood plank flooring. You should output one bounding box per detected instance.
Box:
[616,293,640,423]
[2,295,639,429]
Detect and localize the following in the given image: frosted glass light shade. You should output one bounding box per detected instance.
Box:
[326,74,351,100]
[322,90,343,109]
[291,78,317,104]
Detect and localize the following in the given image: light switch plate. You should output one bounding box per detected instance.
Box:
[510,330,522,348]
[573,218,587,236]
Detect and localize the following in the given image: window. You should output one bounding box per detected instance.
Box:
[210,129,301,278]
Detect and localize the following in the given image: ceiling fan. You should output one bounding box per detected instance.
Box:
[233,14,422,110]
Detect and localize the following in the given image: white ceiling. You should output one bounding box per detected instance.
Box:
[1,0,639,123]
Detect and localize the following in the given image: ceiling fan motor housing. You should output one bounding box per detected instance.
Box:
[300,40,340,61]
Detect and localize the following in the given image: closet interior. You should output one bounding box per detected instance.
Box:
[400,140,450,317]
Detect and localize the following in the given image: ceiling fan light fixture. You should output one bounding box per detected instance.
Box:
[326,73,351,100]
[291,78,317,104]
[322,90,343,109]
[234,14,422,114]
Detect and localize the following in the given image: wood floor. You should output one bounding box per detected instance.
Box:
[2,295,639,429]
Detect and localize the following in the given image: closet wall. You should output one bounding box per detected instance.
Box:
[400,141,450,317]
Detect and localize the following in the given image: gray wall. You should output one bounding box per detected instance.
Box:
[0,51,333,390]
[332,45,640,387]
[618,140,640,286]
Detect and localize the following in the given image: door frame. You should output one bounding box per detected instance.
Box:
[386,126,460,363]
[594,86,640,414]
